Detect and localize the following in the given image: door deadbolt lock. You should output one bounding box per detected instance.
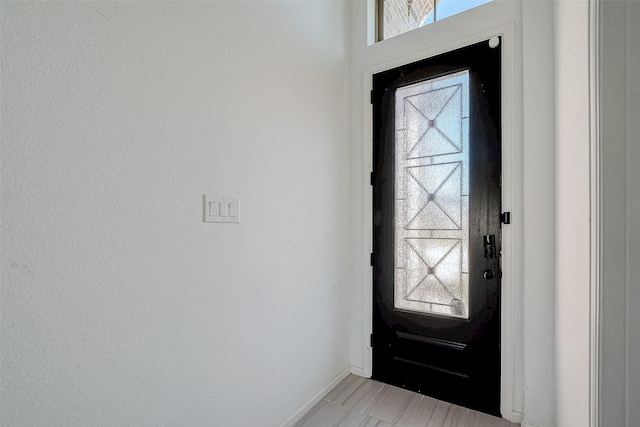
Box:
[483,270,495,280]
[483,235,496,258]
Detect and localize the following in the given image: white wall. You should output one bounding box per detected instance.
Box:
[600,1,640,425]
[0,2,351,426]
[521,2,556,425]
[554,1,591,426]
[348,1,557,426]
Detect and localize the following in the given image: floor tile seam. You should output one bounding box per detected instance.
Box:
[340,378,369,406]
[327,375,359,404]
[423,401,442,427]
[294,398,328,427]
[401,394,424,427]
[331,397,373,423]
[389,390,419,425]
[347,381,384,414]
[360,383,388,415]
[331,407,353,427]
[366,413,390,426]
[331,398,351,412]
[330,402,388,427]
[438,403,454,427]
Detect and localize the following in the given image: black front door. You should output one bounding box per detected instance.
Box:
[371,38,502,416]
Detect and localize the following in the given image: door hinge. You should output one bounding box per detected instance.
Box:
[370,89,374,104]
[370,171,374,186]
[500,212,511,225]
[370,253,374,266]
[370,333,374,348]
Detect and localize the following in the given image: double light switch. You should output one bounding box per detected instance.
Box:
[204,196,239,223]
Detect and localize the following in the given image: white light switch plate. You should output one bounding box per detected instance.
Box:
[204,196,240,223]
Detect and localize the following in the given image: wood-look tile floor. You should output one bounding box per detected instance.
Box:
[294,375,518,427]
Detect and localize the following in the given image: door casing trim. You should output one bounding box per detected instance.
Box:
[360,23,522,423]
[588,0,600,425]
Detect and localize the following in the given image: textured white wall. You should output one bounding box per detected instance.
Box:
[0,2,350,426]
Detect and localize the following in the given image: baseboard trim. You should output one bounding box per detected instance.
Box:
[350,365,365,377]
[501,408,523,424]
[279,366,351,427]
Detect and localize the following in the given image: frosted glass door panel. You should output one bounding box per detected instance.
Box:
[394,70,469,318]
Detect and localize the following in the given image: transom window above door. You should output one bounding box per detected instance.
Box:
[378,0,492,41]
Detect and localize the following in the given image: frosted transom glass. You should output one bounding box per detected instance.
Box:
[394,70,470,319]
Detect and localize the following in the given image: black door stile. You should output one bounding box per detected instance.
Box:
[372,39,502,416]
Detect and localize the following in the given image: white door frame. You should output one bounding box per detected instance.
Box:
[588,0,600,425]
[360,23,523,423]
